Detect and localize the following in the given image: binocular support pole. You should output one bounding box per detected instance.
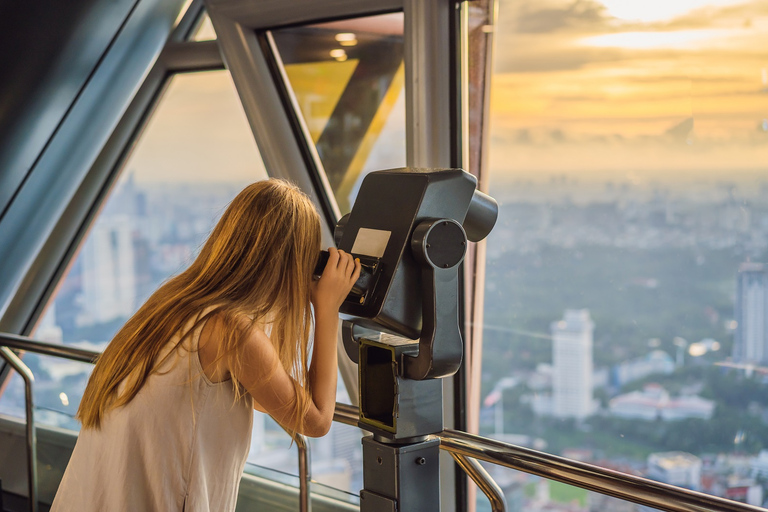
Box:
[349,218,468,512]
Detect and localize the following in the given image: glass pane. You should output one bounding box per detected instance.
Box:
[482,0,768,506]
[0,353,90,430]
[272,13,406,215]
[0,70,268,432]
[307,381,364,495]
[475,465,654,512]
[247,379,365,498]
[37,70,265,350]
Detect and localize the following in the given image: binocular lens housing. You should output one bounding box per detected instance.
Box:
[314,250,382,306]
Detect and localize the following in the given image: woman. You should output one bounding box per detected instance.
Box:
[51,179,361,511]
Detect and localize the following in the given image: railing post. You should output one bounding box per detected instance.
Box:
[294,433,312,512]
[0,347,38,512]
[279,424,312,512]
[450,453,506,512]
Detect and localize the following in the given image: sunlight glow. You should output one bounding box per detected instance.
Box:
[582,29,732,49]
[600,0,743,23]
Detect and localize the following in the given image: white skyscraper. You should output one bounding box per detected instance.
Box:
[734,262,768,365]
[79,215,136,326]
[552,309,595,420]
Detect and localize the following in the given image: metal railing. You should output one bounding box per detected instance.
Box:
[3,332,768,512]
[0,346,37,512]
[332,403,766,512]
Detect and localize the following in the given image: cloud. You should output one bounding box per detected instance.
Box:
[507,0,611,34]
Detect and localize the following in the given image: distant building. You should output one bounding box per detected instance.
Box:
[611,350,675,388]
[722,477,764,506]
[734,262,768,365]
[647,451,701,491]
[78,215,136,326]
[609,384,714,421]
[552,309,596,420]
[750,450,768,479]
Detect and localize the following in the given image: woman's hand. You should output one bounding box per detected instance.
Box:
[311,248,361,313]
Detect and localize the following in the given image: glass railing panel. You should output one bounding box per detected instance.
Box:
[475,462,764,512]
[482,0,768,507]
[272,12,406,215]
[0,352,90,431]
[307,384,364,496]
[253,378,364,497]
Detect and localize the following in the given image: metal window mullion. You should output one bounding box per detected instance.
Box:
[14,0,208,339]
[261,31,341,224]
[403,1,465,511]
[205,0,402,31]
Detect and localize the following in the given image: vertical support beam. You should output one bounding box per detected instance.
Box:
[404,0,455,169]
[203,9,340,232]
[404,1,465,510]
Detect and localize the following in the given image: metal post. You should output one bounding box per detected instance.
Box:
[295,433,312,512]
[281,425,312,512]
[0,347,37,512]
[450,453,506,512]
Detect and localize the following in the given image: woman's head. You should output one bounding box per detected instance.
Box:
[78,178,321,430]
[190,179,321,315]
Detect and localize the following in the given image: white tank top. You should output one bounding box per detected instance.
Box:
[51,314,253,512]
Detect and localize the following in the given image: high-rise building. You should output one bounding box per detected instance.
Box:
[734,262,768,364]
[551,309,596,420]
[78,215,136,327]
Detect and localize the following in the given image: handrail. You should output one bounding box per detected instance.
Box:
[450,453,507,512]
[333,403,506,512]
[0,347,38,512]
[334,403,766,512]
[281,427,312,512]
[296,433,312,512]
[0,333,99,363]
[6,334,768,512]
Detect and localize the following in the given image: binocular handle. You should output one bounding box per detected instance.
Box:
[401,218,467,380]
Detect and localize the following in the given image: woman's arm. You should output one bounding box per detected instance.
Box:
[224,248,360,436]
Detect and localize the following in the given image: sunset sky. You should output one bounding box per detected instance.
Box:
[127,0,768,193]
[488,0,768,186]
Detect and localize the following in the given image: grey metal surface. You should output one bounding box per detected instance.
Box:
[0,347,37,512]
[204,7,337,231]
[403,0,455,169]
[0,1,207,343]
[0,0,138,218]
[0,0,188,334]
[450,453,506,512]
[402,1,463,508]
[204,0,402,31]
[160,40,226,71]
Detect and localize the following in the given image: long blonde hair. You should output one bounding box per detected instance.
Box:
[77,179,321,434]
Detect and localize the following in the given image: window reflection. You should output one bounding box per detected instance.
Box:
[483,0,768,507]
[272,13,406,214]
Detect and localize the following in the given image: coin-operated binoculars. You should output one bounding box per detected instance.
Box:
[315,168,497,512]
